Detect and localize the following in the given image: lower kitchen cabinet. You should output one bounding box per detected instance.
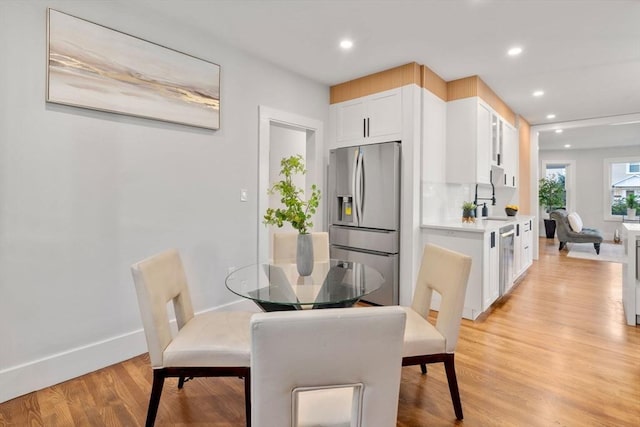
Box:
[421,216,534,320]
[515,218,533,278]
[422,228,499,320]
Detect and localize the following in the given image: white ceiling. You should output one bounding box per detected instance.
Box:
[131,0,640,147]
[538,122,640,151]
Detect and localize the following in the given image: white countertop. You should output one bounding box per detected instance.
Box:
[622,223,640,234]
[422,215,535,233]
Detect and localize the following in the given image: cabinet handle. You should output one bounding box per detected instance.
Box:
[367,117,370,137]
[504,175,507,185]
[513,176,515,186]
[491,231,495,248]
[363,118,366,138]
[517,224,520,236]
[497,153,501,166]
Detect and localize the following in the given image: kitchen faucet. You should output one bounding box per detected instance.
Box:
[473,171,496,208]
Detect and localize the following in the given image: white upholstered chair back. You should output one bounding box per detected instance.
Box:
[410,244,472,353]
[250,306,406,427]
[131,249,195,367]
[272,231,330,264]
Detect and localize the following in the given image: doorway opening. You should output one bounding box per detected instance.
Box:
[258,106,324,262]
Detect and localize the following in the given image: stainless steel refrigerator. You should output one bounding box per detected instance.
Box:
[328,141,400,306]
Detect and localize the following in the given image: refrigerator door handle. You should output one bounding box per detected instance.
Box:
[355,149,364,224]
[350,148,359,223]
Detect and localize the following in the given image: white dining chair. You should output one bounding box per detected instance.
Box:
[131,249,253,426]
[401,243,472,420]
[250,306,406,427]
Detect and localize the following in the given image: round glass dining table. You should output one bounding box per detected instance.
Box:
[225,259,384,311]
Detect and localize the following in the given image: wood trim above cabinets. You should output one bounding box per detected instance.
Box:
[330,62,421,104]
[447,76,516,127]
[420,65,447,101]
[518,116,532,214]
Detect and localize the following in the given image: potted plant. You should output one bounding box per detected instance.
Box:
[462,201,476,223]
[263,154,321,275]
[539,176,565,238]
[626,193,638,218]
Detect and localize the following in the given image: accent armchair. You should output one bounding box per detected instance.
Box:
[550,209,603,254]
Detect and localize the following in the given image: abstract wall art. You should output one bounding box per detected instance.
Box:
[46,9,220,130]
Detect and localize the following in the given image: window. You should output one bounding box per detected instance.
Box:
[545,165,566,208]
[605,157,640,219]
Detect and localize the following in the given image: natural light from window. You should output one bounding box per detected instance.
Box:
[605,158,640,220]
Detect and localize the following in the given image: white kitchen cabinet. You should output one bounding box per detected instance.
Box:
[334,88,402,145]
[491,113,502,167]
[520,218,533,275]
[513,218,533,279]
[514,221,522,276]
[484,229,500,311]
[498,123,518,188]
[446,98,492,185]
[422,228,499,320]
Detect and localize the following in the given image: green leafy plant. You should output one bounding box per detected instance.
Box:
[538,175,565,215]
[263,155,321,234]
[611,198,627,215]
[626,193,638,210]
[462,201,476,212]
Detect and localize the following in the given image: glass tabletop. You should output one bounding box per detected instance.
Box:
[225,259,384,311]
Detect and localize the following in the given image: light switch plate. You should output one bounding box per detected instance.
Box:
[240,189,248,202]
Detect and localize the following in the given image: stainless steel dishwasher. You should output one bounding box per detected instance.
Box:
[499,225,515,295]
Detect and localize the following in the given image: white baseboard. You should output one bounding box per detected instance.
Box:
[0,329,147,404]
[0,299,258,404]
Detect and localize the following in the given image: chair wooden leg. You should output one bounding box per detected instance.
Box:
[177,376,193,389]
[443,354,463,420]
[594,243,601,254]
[146,369,166,427]
[244,371,251,427]
[420,363,427,374]
[558,241,566,251]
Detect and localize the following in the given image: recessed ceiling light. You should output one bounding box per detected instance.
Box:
[555,129,563,134]
[546,114,556,119]
[564,144,571,148]
[340,39,353,49]
[533,90,545,97]
[508,46,523,56]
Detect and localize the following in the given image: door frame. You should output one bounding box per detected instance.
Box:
[258,106,324,262]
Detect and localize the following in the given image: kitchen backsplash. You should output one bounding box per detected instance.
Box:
[422,181,518,223]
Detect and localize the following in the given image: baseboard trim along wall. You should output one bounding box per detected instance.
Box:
[0,299,258,403]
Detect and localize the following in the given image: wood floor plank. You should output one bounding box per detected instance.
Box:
[1,238,639,426]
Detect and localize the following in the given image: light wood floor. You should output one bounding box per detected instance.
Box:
[1,238,639,426]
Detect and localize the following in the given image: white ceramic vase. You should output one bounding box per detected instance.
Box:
[296,233,314,276]
[627,208,637,218]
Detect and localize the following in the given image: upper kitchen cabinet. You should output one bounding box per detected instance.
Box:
[490,113,503,167]
[499,122,518,188]
[334,88,402,145]
[446,76,519,187]
[446,97,492,185]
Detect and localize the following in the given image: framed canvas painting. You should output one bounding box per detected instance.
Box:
[46,9,220,130]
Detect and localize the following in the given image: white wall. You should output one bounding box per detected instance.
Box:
[539,146,640,240]
[0,0,328,402]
